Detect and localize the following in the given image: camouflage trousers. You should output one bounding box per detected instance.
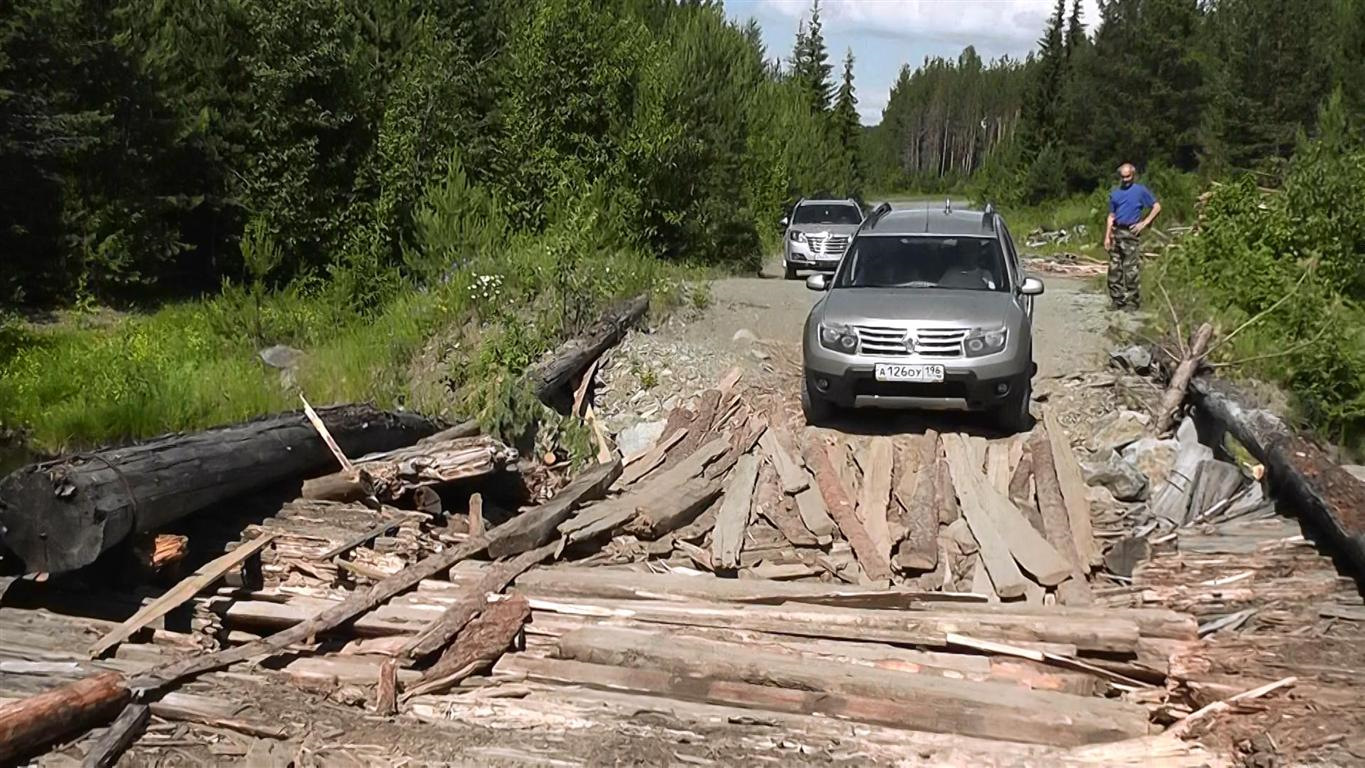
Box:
[1108,227,1141,309]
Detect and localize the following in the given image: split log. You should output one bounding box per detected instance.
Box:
[1190,377,1365,576]
[81,702,149,768]
[803,437,893,581]
[302,435,515,503]
[759,430,809,495]
[0,405,437,574]
[1028,431,1093,606]
[554,627,1151,746]
[528,294,649,412]
[375,660,398,716]
[942,437,1029,597]
[1155,322,1215,434]
[489,459,621,558]
[616,428,687,487]
[856,438,896,562]
[895,433,940,572]
[935,457,961,525]
[0,671,130,765]
[793,488,836,544]
[711,455,760,570]
[1041,407,1101,567]
[624,476,724,540]
[402,593,530,699]
[751,463,817,547]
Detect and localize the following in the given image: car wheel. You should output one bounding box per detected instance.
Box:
[784,262,798,280]
[994,377,1033,434]
[801,375,834,426]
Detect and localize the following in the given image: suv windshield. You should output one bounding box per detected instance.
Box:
[834,235,1008,292]
[792,203,862,226]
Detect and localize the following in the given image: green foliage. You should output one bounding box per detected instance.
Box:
[789,0,834,114]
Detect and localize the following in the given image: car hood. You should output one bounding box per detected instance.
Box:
[790,222,861,237]
[817,287,1019,328]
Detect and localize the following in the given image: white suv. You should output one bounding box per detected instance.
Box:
[781,198,863,280]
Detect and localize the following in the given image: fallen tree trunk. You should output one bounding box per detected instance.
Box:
[0,405,438,574]
[526,294,649,412]
[1155,322,1214,435]
[0,671,129,765]
[301,433,514,503]
[1189,377,1365,576]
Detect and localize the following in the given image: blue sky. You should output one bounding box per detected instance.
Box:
[724,0,1101,125]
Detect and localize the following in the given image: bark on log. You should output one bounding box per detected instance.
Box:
[0,671,130,765]
[526,294,650,412]
[0,405,437,574]
[1190,377,1365,577]
[302,433,510,503]
[1155,322,1215,435]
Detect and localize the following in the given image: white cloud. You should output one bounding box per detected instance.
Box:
[858,88,890,124]
[752,0,1101,60]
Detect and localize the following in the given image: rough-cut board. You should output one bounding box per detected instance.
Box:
[1028,432,1094,606]
[402,593,531,699]
[752,463,818,547]
[986,440,1013,494]
[947,437,1071,586]
[1042,407,1102,568]
[857,438,896,562]
[490,459,622,557]
[936,457,961,525]
[554,627,1151,746]
[759,430,809,495]
[711,455,760,570]
[0,404,436,574]
[616,428,687,487]
[81,702,149,768]
[530,597,1139,653]
[89,533,278,659]
[624,476,724,540]
[942,436,1029,598]
[895,433,940,572]
[793,488,836,544]
[802,437,893,581]
[0,671,130,764]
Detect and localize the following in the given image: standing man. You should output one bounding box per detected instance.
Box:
[1103,163,1161,310]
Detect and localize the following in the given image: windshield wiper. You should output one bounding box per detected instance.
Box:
[901,281,939,288]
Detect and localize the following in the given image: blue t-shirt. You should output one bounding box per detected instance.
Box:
[1110,183,1157,226]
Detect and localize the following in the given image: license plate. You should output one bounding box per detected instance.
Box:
[875,364,945,383]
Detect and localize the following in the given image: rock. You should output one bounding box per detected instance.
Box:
[1086,409,1150,454]
[1087,484,1120,509]
[1122,437,1180,488]
[1082,451,1149,502]
[1104,536,1152,578]
[259,344,305,370]
[1109,345,1152,374]
[616,420,666,457]
[1345,465,1365,484]
[732,328,758,344]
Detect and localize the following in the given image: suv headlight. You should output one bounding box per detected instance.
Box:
[819,322,858,354]
[789,230,806,243]
[964,327,1007,357]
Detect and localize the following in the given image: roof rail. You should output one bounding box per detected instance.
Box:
[944,198,952,215]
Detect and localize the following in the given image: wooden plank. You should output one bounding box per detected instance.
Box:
[468,492,485,537]
[968,436,988,469]
[1042,407,1101,567]
[856,438,896,563]
[969,555,1000,602]
[986,440,1012,495]
[935,456,960,525]
[81,702,149,768]
[530,598,1139,653]
[1008,445,1045,536]
[895,433,939,572]
[90,533,277,659]
[617,428,687,486]
[942,436,1029,598]
[554,627,1151,746]
[759,430,810,495]
[803,437,893,581]
[712,455,760,570]
[752,462,818,547]
[1028,430,1094,606]
[624,476,724,540]
[793,488,836,544]
[492,458,622,557]
[403,593,530,700]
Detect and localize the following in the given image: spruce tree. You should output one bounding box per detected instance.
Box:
[833,48,863,197]
[790,0,833,114]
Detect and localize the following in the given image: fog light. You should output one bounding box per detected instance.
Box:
[816,377,831,392]
[995,382,1010,395]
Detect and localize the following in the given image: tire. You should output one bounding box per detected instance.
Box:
[993,376,1033,434]
[784,261,798,280]
[801,375,834,426]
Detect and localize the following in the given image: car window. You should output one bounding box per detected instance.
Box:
[833,235,1007,292]
[792,204,862,226]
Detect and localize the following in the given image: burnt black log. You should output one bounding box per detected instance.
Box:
[527,294,649,412]
[1189,377,1365,577]
[0,405,437,574]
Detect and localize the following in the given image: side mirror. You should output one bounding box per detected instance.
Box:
[805,274,828,292]
[779,216,789,228]
[1020,277,1045,296]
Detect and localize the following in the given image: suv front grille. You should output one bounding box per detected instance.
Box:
[853,325,969,358]
[807,234,850,259]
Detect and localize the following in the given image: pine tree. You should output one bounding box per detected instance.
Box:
[1064,0,1087,59]
[832,48,863,197]
[790,0,833,114]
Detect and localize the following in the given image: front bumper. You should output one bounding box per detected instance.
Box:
[785,242,844,271]
[804,346,1034,412]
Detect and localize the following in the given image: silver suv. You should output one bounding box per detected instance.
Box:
[781,198,864,279]
[801,202,1044,433]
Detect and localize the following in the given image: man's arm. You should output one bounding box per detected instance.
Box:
[1133,201,1162,234]
[1104,211,1116,250]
